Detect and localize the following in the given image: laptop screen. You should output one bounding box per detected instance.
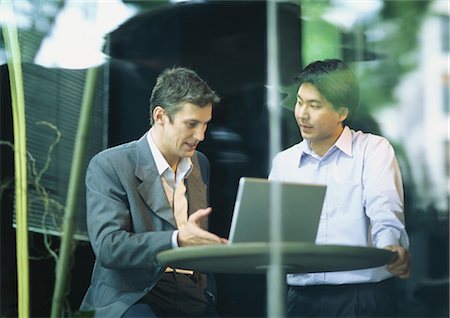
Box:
[228,177,326,244]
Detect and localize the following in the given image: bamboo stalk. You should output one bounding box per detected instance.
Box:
[1,0,30,317]
[50,66,100,318]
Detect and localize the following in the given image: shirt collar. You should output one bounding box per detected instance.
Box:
[298,141,313,166]
[147,130,193,178]
[335,126,353,157]
[298,126,353,166]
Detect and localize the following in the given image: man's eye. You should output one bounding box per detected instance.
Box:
[186,122,197,128]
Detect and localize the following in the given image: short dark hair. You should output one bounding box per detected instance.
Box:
[149,67,220,125]
[295,59,359,125]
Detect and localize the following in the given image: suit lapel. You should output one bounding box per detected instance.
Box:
[135,134,176,228]
[187,154,208,229]
[135,133,208,230]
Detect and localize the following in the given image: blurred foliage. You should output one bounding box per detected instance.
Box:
[296,0,340,66]
[279,0,432,115]
[280,0,334,111]
[0,0,65,64]
[0,0,432,114]
[381,0,431,60]
[358,0,432,112]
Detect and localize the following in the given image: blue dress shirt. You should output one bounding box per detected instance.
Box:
[269,127,409,285]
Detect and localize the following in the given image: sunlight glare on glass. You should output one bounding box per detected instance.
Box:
[323,0,384,30]
[34,0,137,69]
[0,0,34,29]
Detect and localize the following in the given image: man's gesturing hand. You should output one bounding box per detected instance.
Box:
[177,208,228,247]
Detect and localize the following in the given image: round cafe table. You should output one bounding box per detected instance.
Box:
[158,242,397,317]
[157,242,397,274]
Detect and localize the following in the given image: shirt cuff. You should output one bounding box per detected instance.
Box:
[375,230,401,248]
[171,230,179,248]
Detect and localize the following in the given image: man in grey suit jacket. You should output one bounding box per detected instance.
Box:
[80,67,228,317]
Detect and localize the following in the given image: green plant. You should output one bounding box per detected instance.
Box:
[1,0,30,316]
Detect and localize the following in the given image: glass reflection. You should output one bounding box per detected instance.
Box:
[0,0,448,317]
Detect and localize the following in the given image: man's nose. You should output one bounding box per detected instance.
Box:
[297,105,309,119]
[194,126,206,141]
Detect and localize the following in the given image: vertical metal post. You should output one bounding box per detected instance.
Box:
[267,0,285,317]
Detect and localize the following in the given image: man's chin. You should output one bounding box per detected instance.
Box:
[299,131,309,139]
[183,149,196,157]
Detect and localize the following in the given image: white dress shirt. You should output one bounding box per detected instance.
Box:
[269,126,409,285]
[147,131,192,248]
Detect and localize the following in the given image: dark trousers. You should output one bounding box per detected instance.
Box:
[287,278,398,318]
[123,272,218,317]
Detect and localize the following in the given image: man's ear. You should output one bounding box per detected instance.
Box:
[338,107,349,122]
[153,106,165,125]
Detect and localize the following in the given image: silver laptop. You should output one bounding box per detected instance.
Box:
[228,177,327,244]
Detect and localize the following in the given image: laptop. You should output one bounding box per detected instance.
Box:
[228,177,327,244]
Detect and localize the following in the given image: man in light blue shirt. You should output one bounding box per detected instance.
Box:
[269,59,410,317]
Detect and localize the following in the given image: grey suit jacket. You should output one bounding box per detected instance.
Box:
[79,133,210,317]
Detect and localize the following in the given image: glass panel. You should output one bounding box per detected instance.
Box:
[0,0,448,317]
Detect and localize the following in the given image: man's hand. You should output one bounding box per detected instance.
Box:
[177,208,228,247]
[385,245,410,279]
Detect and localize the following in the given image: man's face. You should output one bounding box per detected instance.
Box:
[294,82,347,152]
[159,102,212,164]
